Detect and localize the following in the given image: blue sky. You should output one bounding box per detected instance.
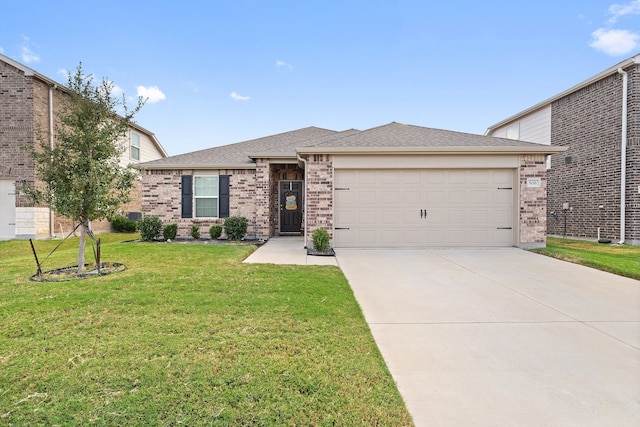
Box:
[3,0,639,155]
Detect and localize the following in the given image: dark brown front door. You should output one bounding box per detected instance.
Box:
[280,181,302,233]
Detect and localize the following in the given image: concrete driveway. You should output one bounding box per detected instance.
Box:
[335,248,640,427]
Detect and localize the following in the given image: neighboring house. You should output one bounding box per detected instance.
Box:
[486,54,640,245]
[137,122,564,249]
[0,54,168,240]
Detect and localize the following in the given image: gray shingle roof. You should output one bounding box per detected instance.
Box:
[137,122,563,170]
[310,122,549,148]
[137,126,339,169]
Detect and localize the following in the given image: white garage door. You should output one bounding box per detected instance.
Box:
[0,180,16,240]
[334,169,515,248]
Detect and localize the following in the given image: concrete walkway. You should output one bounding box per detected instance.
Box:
[243,236,338,266]
[243,241,640,426]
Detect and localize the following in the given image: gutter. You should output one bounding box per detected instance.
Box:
[295,145,567,155]
[617,67,628,244]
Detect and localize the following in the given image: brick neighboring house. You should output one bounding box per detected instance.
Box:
[0,54,168,240]
[486,54,640,245]
[137,122,564,249]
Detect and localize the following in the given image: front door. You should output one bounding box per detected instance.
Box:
[280,181,303,233]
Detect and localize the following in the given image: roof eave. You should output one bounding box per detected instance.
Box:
[135,163,257,171]
[247,153,297,160]
[296,146,567,155]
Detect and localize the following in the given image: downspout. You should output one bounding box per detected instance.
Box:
[48,85,56,237]
[297,153,308,248]
[617,68,627,244]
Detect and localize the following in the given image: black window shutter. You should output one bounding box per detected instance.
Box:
[219,175,230,218]
[181,175,193,218]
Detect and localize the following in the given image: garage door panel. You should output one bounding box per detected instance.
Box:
[358,191,377,204]
[382,172,400,184]
[470,170,489,184]
[492,170,513,185]
[426,190,445,204]
[358,210,377,225]
[0,180,16,240]
[334,169,515,248]
[448,191,466,203]
[471,190,491,204]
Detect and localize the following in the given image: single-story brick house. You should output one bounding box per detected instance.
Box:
[137,122,565,249]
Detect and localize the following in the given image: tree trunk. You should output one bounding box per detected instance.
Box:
[78,221,86,274]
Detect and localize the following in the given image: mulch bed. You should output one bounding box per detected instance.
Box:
[31,262,125,282]
[307,247,336,256]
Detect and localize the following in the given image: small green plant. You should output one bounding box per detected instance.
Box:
[224,216,248,241]
[111,216,137,233]
[163,223,178,240]
[312,228,330,252]
[209,224,223,240]
[138,216,163,242]
[190,224,201,240]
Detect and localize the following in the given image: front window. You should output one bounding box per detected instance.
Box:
[130,132,140,160]
[194,176,219,217]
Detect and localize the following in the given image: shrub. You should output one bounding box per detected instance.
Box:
[163,223,178,240]
[209,224,223,240]
[190,224,201,240]
[111,216,137,233]
[224,216,248,241]
[138,216,163,242]
[312,228,330,252]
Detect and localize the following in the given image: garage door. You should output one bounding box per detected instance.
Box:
[334,169,514,248]
[0,180,16,240]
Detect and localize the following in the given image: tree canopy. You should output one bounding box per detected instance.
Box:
[24,63,145,273]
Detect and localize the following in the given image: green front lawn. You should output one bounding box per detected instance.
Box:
[0,234,413,426]
[532,237,640,280]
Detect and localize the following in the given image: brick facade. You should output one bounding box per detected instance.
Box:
[549,63,639,243]
[142,168,257,239]
[142,153,550,248]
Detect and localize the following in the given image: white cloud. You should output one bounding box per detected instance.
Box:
[230,91,250,101]
[589,28,639,55]
[276,60,293,70]
[136,85,166,103]
[20,35,40,63]
[20,46,40,63]
[0,46,4,54]
[57,68,68,78]
[607,0,640,24]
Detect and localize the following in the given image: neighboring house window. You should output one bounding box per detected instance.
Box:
[506,123,520,140]
[194,176,219,218]
[130,132,141,160]
[180,174,230,219]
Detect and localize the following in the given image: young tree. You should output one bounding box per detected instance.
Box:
[24,63,145,273]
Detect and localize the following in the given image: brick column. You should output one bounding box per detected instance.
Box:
[254,160,271,239]
[519,154,548,248]
[304,154,333,248]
